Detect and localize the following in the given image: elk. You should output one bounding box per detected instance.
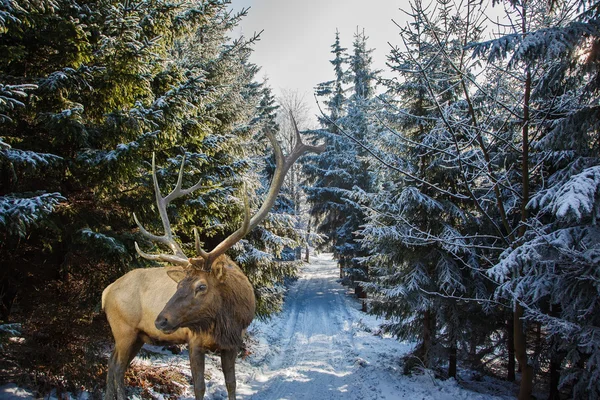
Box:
[102,126,325,400]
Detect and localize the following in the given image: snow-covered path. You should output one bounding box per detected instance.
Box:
[234,253,513,400]
[240,253,379,399]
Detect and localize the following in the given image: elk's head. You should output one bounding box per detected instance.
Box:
[154,256,235,334]
[132,117,325,336]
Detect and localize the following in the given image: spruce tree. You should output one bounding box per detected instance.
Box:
[358,0,501,374]
[475,0,600,396]
[304,30,351,265]
[305,29,377,292]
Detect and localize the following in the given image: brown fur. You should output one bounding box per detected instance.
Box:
[102,254,255,399]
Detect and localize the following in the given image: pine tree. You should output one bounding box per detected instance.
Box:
[474,0,600,397]
[304,31,352,266]
[304,31,350,260]
[314,29,348,126]
[305,29,377,294]
[337,28,380,294]
[362,0,600,393]
[0,0,68,320]
[358,0,502,374]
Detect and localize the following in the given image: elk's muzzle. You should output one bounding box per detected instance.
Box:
[155,314,177,334]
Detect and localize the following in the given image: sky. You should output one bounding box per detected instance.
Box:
[230,0,412,126]
[229,0,505,127]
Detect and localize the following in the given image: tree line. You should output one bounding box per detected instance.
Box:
[304,0,600,399]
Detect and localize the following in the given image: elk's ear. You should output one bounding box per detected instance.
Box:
[167,267,186,283]
[211,260,227,282]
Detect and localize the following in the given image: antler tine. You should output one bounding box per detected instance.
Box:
[288,114,327,168]
[194,228,210,261]
[193,185,251,267]
[134,153,209,265]
[249,125,324,230]
[191,123,325,267]
[240,184,251,236]
[290,112,302,148]
[166,153,208,200]
[149,153,188,259]
[134,242,190,266]
[162,151,186,203]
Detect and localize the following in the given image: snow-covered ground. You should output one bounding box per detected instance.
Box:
[0,253,515,399]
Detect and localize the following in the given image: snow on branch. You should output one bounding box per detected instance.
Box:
[0,83,38,122]
[0,192,66,237]
[469,22,599,67]
[531,166,600,222]
[0,0,59,33]
[489,226,600,295]
[78,131,159,166]
[1,147,62,167]
[76,228,129,256]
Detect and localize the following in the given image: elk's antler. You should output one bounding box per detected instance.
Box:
[134,118,325,269]
[191,116,326,268]
[134,153,208,266]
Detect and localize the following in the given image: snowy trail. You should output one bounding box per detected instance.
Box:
[240,254,367,399]
[234,253,513,400]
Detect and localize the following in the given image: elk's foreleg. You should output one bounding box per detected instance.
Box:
[189,346,206,399]
[221,348,238,400]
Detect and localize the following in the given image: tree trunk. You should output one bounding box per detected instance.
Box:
[515,303,533,400]
[355,284,367,298]
[514,0,533,382]
[447,313,457,378]
[423,309,434,367]
[534,322,543,376]
[305,223,310,263]
[548,355,562,400]
[469,334,478,367]
[448,340,457,379]
[508,316,516,382]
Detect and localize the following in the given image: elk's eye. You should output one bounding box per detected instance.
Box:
[195,284,207,294]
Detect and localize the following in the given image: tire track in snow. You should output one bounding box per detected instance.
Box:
[242,254,367,400]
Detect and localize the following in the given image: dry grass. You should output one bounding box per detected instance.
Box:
[125,362,190,399]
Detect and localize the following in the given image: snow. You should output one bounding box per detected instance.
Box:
[0,193,65,237]
[0,148,62,167]
[543,166,600,221]
[0,384,34,400]
[0,253,514,400]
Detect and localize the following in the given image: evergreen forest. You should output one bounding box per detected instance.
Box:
[1,0,599,399]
